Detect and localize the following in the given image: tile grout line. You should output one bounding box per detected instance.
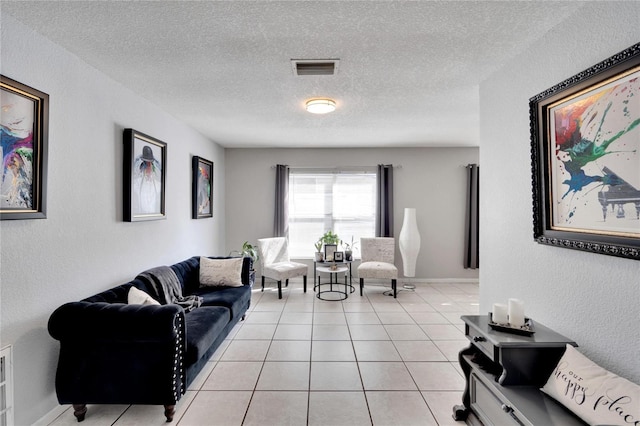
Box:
[348,291,376,426]
[179,281,474,426]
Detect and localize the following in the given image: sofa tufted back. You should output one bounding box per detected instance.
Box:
[82,256,252,303]
[174,256,253,296]
[170,256,202,295]
[83,277,153,304]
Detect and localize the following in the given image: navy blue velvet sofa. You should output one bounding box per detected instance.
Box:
[48,256,253,422]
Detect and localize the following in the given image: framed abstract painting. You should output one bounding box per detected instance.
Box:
[192,156,213,219]
[0,75,49,220]
[530,43,640,260]
[123,128,167,222]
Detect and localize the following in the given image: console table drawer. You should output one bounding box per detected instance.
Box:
[467,326,496,361]
[470,373,526,426]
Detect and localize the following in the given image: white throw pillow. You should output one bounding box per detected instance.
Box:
[127,286,160,305]
[199,257,244,287]
[541,344,640,426]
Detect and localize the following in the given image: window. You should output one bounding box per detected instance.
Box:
[288,168,377,258]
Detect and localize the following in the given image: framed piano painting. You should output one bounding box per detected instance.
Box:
[530,42,640,260]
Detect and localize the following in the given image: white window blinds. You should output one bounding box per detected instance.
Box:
[288,168,376,257]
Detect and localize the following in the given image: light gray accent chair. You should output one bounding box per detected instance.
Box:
[257,237,308,299]
[357,237,398,298]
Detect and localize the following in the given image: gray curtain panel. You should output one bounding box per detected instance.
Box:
[376,164,394,237]
[274,164,289,237]
[464,163,479,269]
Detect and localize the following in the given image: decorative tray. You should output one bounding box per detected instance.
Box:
[488,312,535,336]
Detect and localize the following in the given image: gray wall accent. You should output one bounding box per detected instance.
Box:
[0,15,226,425]
[224,147,479,280]
[479,2,640,383]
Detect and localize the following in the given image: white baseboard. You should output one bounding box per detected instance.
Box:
[404,278,479,284]
[32,404,69,426]
[265,274,478,284]
[360,278,478,286]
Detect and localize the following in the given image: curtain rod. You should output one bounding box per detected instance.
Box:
[271,165,402,169]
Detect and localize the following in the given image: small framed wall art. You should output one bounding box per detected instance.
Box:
[192,156,213,219]
[530,43,640,260]
[334,251,344,262]
[0,75,49,220]
[123,128,167,222]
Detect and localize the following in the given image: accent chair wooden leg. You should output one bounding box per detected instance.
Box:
[392,279,397,298]
[303,275,307,293]
[72,404,87,422]
[285,278,289,287]
[261,275,265,292]
[360,278,364,296]
[164,404,176,422]
[277,281,282,299]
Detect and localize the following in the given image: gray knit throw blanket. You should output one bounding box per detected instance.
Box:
[137,266,202,312]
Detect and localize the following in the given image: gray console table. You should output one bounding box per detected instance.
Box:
[453,315,585,425]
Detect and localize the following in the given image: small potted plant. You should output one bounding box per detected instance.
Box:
[314,239,324,262]
[320,230,340,246]
[238,241,259,265]
[230,241,259,286]
[341,236,358,261]
[320,230,340,261]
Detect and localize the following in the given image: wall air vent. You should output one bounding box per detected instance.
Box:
[291,59,339,76]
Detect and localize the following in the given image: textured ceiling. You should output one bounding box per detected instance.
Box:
[2,1,584,148]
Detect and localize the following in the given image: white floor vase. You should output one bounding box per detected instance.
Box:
[399,207,421,277]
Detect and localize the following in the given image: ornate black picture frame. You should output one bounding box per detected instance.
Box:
[0,75,49,220]
[530,43,640,260]
[192,156,213,219]
[123,128,167,222]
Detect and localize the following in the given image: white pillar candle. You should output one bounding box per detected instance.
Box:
[492,303,508,324]
[508,298,525,327]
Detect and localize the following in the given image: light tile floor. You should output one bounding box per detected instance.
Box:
[48,280,478,426]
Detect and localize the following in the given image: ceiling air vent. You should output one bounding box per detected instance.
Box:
[291,59,339,76]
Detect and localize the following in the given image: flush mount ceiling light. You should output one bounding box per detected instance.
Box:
[305,98,336,114]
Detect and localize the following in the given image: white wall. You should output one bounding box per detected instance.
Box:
[0,15,225,425]
[225,147,479,280]
[480,2,640,383]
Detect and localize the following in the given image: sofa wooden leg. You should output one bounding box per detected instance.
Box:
[360,278,364,296]
[261,275,265,292]
[303,275,307,293]
[164,404,176,422]
[72,404,87,422]
[277,281,282,299]
[392,279,397,298]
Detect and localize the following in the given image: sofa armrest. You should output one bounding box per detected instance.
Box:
[241,256,253,286]
[49,302,183,342]
[49,302,187,407]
